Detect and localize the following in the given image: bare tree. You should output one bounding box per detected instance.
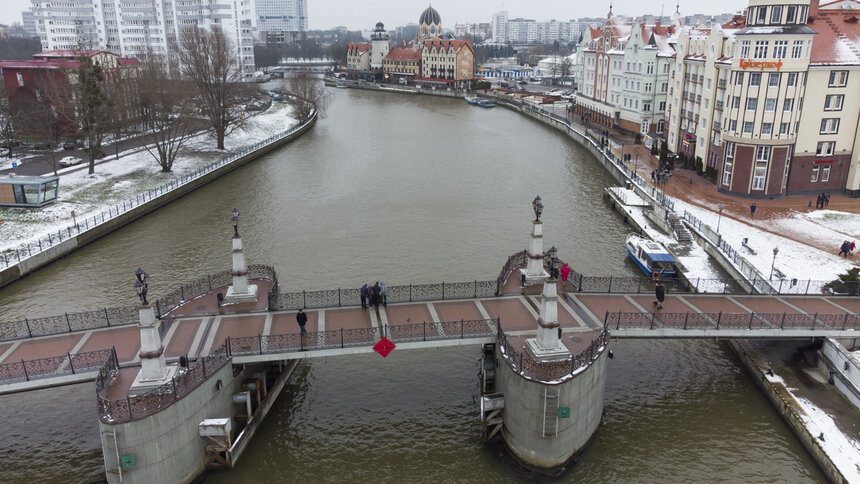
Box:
[0,82,17,158]
[136,54,196,172]
[174,26,245,150]
[280,73,329,120]
[10,74,73,175]
[559,56,573,85]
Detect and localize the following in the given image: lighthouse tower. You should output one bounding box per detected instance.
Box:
[370,22,389,69]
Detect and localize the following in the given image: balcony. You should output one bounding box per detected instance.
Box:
[697,95,702,103]
[718,79,726,89]
[715,101,724,110]
[713,120,721,130]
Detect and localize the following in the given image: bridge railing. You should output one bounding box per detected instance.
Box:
[0,113,317,272]
[96,340,230,424]
[0,265,278,342]
[497,329,609,383]
[0,347,114,384]
[604,311,860,331]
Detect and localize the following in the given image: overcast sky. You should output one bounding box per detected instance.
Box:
[1,0,748,31]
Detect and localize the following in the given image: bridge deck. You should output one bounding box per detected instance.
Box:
[1,279,858,393]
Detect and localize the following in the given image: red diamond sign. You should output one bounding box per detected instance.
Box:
[373,337,395,358]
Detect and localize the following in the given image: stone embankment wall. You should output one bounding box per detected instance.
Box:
[0,113,317,290]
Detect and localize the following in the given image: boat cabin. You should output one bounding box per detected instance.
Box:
[0,175,59,207]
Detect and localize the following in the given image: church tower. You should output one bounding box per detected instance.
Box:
[370,21,390,69]
[416,4,442,43]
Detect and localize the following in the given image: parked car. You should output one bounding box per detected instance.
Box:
[33,142,51,150]
[57,156,82,168]
[63,140,83,150]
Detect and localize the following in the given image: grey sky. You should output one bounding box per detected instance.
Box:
[1,0,749,32]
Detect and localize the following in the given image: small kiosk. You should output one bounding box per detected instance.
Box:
[0,175,59,207]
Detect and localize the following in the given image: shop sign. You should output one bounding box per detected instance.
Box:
[739,59,783,71]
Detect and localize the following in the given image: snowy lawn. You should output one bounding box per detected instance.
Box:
[796,397,860,482]
[0,102,297,255]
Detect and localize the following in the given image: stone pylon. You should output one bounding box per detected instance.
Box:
[224,211,258,304]
[520,197,549,286]
[131,303,176,392]
[527,274,571,361]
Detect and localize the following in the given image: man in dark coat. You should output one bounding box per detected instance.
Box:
[360,283,368,308]
[750,203,757,218]
[653,282,665,309]
[296,309,308,333]
[372,282,381,308]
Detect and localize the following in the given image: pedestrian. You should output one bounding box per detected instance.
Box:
[750,202,757,218]
[851,241,856,256]
[839,241,850,257]
[808,195,813,208]
[296,309,308,333]
[816,193,823,209]
[653,281,665,310]
[651,170,656,182]
[825,192,831,207]
[366,284,375,307]
[373,282,381,308]
[360,283,368,308]
[381,281,388,306]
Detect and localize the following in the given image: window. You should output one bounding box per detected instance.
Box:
[746,97,758,110]
[787,72,798,87]
[659,101,666,111]
[768,73,781,86]
[751,146,770,190]
[704,99,709,110]
[732,96,740,109]
[643,103,651,112]
[723,153,734,186]
[811,164,820,182]
[822,164,831,182]
[729,119,738,132]
[706,78,712,90]
[749,72,761,87]
[740,41,751,58]
[754,40,768,59]
[820,118,840,134]
[829,71,848,87]
[735,71,744,85]
[792,40,803,59]
[757,6,767,24]
[787,5,797,22]
[771,5,783,23]
[743,121,754,134]
[764,98,777,112]
[816,141,835,156]
[780,122,790,135]
[772,41,787,59]
[824,94,844,111]
[16,72,23,87]
[761,122,773,135]
[783,98,793,111]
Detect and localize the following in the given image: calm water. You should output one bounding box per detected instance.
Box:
[0,89,823,482]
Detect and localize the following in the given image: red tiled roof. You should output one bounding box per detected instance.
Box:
[347,43,371,55]
[118,58,139,66]
[34,49,107,59]
[809,0,860,65]
[0,59,76,69]
[384,47,421,62]
[422,39,473,54]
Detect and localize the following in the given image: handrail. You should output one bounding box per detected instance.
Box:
[0,347,115,384]
[0,112,317,271]
[497,328,609,383]
[604,310,859,331]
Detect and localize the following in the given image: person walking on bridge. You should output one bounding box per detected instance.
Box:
[296,309,308,333]
[360,283,368,308]
[381,281,388,306]
[653,282,665,310]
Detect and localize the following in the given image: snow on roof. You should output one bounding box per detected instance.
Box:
[809,1,860,66]
[384,47,421,62]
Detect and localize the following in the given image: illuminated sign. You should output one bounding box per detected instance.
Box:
[739,59,784,71]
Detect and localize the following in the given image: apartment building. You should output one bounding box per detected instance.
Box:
[29,0,256,76]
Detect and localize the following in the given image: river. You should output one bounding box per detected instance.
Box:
[0,88,823,482]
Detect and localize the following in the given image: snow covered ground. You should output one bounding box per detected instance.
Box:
[672,198,855,283]
[0,102,297,255]
[796,397,860,482]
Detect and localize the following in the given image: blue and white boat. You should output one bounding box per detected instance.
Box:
[477,99,496,108]
[626,234,677,278]
[465,96,481,105]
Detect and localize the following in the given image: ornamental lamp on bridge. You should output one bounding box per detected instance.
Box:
[770,247,780,281]
[521,197,550,286]
[224,207,259,304]
[130,267,177,392]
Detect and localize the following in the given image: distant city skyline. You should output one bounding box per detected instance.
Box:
[0,0,749,31]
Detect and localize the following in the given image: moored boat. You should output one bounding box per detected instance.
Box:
[477,99,496,108]
[625,234,676,278]
[465,96,481,105]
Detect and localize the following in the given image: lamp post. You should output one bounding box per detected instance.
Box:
[634,152,639,177]
[770,247,779,280]
[532,195,543,222]
[231,207,240,237]
[521,196,550,286]
[224,207,259,303]
[716,204,725,233]
[130,267,174,391]
[134,267,149,306]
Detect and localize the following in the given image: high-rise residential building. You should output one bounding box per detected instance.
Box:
[664,0,860,197]
[29,0,257,76]
[492,11,508,43]
[254,0,308,45]
[21,10,37,37]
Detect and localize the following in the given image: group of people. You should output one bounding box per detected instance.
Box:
[650,164,673,185]
[838,240,856,257]
[811,192,831,209]
[360,282,388,308]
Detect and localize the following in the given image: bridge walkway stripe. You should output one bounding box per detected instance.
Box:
[200,316,222,357]
[426,303,445,337]
[777,297,809,315]
[262,313,273,336]
[676,296,718,328]
[369,307,379,330]
[564,295,603,329]
[557,296,588,329]
[519,296,540,320]
[187,317,211,359]
[624,295,663,328]
[727,297,775,328]
[473,301,496,332]
[317,310,326,347]
[161,319,181,351]
[0,341,22,365]
[52,331,94,373]
[823,298,853,314]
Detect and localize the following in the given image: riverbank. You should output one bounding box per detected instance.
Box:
[0,104,317,289]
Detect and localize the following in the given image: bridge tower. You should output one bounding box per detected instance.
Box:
[493,200,609,471]
[519,195,549,286]
[224,208,259,304]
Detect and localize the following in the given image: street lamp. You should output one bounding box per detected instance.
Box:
[134,267,149,306]
[634,152,639,177]
[545,246,558,276]
[550,256,562,280]
[770,247,780,280]
[717,204,725,233]
[231,208,240,237]
[532,195,543,221]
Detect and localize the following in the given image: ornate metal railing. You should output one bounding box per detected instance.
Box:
[96,340,230,424]
[496,249,528,295]
[0,112,317,271]
[604,311,860,331]
[0,347,115,384]
[498,329,609,383]
[0,265,277,342]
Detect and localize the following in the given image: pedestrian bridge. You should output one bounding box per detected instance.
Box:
[1,260,858,395]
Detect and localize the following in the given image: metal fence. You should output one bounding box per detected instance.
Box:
[0,113,317,271]
[0,347,114,384]
[0,265,277,342]
[498,329,609,382]
[604,311,860,331]
[96,340,230,424]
